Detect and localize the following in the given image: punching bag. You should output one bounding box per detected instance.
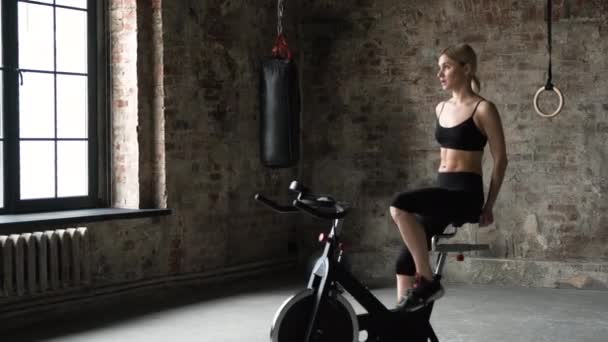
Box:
[259,33,300,168]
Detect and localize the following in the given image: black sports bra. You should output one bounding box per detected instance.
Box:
[435,100,487,151]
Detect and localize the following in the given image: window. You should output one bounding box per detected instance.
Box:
[1,0,105,214]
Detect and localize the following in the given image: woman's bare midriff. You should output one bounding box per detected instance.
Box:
[438,148,483,175]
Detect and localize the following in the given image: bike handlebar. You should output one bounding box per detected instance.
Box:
[254,193,299,213]
[254,181,350,220]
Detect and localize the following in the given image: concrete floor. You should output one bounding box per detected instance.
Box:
[3,275,608,342]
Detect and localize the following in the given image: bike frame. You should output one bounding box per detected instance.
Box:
[304,219,437,342]
[257,181,486,342]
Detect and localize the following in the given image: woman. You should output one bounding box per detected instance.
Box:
[390,44,508,312]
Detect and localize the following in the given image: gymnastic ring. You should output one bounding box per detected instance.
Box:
[533,85,564,118]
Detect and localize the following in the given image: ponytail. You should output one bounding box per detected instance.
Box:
[471,75,481,93]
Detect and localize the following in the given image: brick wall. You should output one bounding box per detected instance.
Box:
[97,0,302,283]
[94,0,302,282]
[137,0,166,209]
[160,0,300,274]
[110,0,139,208]
[296,0,608,286]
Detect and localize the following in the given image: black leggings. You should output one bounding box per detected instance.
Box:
[391,172,484,276]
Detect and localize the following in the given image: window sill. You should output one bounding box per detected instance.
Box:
[0,208,171,234]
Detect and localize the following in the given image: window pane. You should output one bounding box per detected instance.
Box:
[20,141,55,199]
[20,72,55,138]
[57,75,87,138]
[56,8,87,73]
[56,0,87,9]
[57,141,87,197]
[0,3,3,67]
[18,2,54,71]
[0,141,3,208]
[0,72,3,139]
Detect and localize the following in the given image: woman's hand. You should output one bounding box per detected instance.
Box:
[479,206,494,227]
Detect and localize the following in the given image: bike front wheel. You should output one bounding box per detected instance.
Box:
[270,289,358,342]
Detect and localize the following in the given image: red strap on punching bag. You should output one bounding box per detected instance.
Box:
[272,34,293,60]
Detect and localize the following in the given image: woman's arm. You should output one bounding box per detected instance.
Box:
[477,101,508,226]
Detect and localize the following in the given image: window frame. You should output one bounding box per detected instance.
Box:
[1,0,108,214]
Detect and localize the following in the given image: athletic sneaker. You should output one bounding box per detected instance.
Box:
[396,274,444,312]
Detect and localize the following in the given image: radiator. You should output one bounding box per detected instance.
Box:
[0,227,91,297]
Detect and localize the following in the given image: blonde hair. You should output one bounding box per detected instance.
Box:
[440,44,481,93]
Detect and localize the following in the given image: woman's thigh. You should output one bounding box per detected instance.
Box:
[391,187,467,218]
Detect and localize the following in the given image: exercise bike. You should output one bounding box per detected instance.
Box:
[255,181,489,342]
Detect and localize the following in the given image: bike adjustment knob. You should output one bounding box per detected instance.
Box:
[318,233,327,243]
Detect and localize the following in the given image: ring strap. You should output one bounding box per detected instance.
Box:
[545,0,553,90]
